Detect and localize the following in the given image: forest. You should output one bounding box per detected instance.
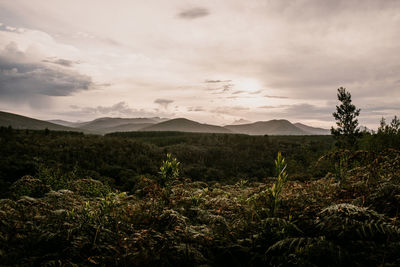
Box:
[1,89,400,266]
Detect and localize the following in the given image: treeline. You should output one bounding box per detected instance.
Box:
[0,128,333,197]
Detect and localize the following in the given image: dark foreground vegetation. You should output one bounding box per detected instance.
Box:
[1,126,400,266]
[0,128,334,196]
[1,88,400,266]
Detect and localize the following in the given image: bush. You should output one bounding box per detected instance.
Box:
[10,175,50,198]
[70,178,111,197]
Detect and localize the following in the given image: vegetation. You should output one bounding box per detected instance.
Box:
[1,89,400,266]
[1,148,400,266]
[331,87,361,148]
[0,128,334,196]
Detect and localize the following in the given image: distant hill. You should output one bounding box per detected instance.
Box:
[101,123,155,133]
[231,118,252,125]
[76,117,158,131]
[2,111,331,135]
[0,111,83,132]
[49,117,169,134]
[225,120,308,135]
[141,118,232,133]
[47,119,82,128]
[294,123,330,135]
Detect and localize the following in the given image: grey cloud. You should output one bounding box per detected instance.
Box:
[205,80,233,94]
[258,105,283,109]
[187,106,205,112]
[42,58,80,67]
[154,98,174,109]
[178,7,209,19]
[211,106,250,115]
[0,42,93,105]
[205,79,231,83]
[67,102,174,118]
[264,95,289,99]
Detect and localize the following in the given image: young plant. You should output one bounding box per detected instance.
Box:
[268,152,288,216]
[159,153,180,187]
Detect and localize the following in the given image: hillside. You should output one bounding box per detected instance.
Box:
[294,122,330,135]
[49,117,170,134]
[3,111,331,135]
[101,123,154,133]
[76,117,158,132]
[225,119,307,135]
[47,119,82,128]
[141,118,232,133]
[0,111,83,132]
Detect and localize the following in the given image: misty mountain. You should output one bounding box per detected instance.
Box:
[224,120,308,135]
[2,111,330,135]
[47,119,82,128]
[0,111,83,132]
[231,118,252,125]
[50,117,169,134]
[141,118,232,133]
[76,117,158,131]
[101,123,155,133]
[293,123,330,135]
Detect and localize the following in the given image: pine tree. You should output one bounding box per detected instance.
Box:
[331,87,361,148]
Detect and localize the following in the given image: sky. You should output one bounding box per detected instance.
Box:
[0,0,399,129]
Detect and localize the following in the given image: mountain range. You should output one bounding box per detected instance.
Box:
[0,111,330,135]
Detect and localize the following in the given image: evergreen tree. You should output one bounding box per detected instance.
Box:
[331,87,361,148]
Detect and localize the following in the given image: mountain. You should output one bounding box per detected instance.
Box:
[101,123,154,133]
[231,118,252,125]
[49,117,169,134]
[141,118,232,133]
[76,117,158,131]
[47,119,82,128]
[225,119,307,135]
[294,123,330,135]
[0,111,83,132]
[2,111,331,135]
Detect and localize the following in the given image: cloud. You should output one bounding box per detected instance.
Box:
[258,105,282,109]
[42,57,80,67]
[79,102,135,116]
[178,7,209,19]
[154,98,174,109]
[0,43,93,106]
[205,79,231,83]
[206,80,234,94]
[232,90,246,95]
[67,101,174,118]
[187,106,205,112]
[211,106,250,115]
[264,94,289,99]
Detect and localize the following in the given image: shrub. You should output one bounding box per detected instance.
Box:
[70,178,111,197]
[159,153,180,187]
[10,175,50,198]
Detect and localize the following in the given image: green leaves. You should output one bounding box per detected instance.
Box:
[159,153,180,187]
[331,87,361,148]
[268,152,288,216]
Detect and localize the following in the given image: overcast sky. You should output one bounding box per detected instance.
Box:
[0,0,399,128]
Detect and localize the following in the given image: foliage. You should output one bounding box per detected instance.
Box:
[331,87,361,148]
[2,116,400,266]
[0,128,334,196]
[9,175,50,198]
[0,147,400,266]
[268,152,288,216]
[159,153,180,187]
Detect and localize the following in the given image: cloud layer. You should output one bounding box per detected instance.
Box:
[0,42,92,107]
[0,0,399,128]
